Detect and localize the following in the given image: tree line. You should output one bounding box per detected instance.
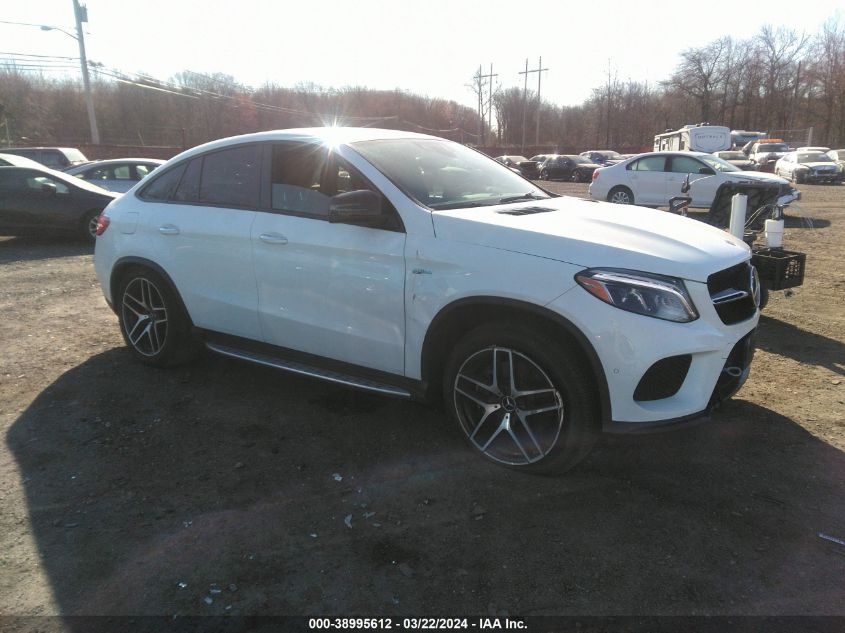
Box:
[1,17,843,152]
[493,17,845,151]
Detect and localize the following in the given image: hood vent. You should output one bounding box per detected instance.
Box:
[497,206,556,216]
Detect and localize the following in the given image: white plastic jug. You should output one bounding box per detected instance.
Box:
[764,218,784,248]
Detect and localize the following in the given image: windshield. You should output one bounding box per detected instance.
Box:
[759,143,788,153]
[599,151,622,159]
[699,155,741,173]
[63,148,88,163]
[570,156,592,164]
[797,153,833,163]
[352,139,551,211]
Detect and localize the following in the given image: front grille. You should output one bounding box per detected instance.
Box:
[634,355,692,401]
[707,262,757,325]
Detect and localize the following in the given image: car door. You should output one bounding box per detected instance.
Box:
[0,168,77,231]
[625,155,668,205]
[141,144,262,340]
[665,155,718,207]
[251,142,406,375]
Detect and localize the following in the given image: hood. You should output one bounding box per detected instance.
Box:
[432,196,749,283]
[724,170,788,185]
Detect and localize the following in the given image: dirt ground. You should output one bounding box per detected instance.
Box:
[0,182,844,629]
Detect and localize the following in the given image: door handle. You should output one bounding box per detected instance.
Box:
[259,232,288,244]
[158,224,180,235]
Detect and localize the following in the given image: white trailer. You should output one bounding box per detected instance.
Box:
[653,125,732,153]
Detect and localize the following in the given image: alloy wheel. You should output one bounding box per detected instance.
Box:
[87,214,99,238]
[452,346,564,466]
[121,278,168,357]
[610,189,632,204]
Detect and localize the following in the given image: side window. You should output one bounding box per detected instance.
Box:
[269,143,397,227]
[136,164,153,178]
[88,166,112,181]
[199,144,260,207]
[25,174,70,195]
[270,143,330,216]
[173,158,202,202]
[40,152,64,168]
[628,156,666,171]
[668,156,705,174]
[113,164,132,180]
[140,163,186,201]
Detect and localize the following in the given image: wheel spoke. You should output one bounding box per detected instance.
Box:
[456,372,498,398]
[478,416,507,452]
[455,385,497,409]
[123,293,146,315]
[515,411,545,456]
[507,427,532,462]
[468,405,503,442]
[522,402,562,417]
[125,316,146,343]
[149,321,162,352]
[512,387,557,398]
[130,322,151,346]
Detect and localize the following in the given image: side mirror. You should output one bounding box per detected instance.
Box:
[329,189,387,227]
[681,173,691,194]
[41,182,58,196]
[699,167,715,175]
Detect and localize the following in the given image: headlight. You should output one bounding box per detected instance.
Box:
[574,269,699,323]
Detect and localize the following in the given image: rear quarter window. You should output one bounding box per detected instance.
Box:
[139,163,187,201]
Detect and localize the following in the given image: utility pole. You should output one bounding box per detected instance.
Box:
[518,57,547,153]
[535,57,548,146]
[472,65,497,146]
[73,0,99,144]
[488,63,495,144]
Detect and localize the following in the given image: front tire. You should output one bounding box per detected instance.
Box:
[117,267,197,367]
[608,186,634,205]
[443,322,599,474]
[570,170,582,183]
[539,169,549,180]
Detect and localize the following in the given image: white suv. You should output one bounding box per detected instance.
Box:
[94,128,760,473]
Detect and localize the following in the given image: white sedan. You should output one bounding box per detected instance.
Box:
[589,151,794,208]
[65,158,164,193]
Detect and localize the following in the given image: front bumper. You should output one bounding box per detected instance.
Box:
[803,172,839,183]
[547,278,758,428]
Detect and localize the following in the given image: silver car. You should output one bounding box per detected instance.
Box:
[66,158,165,193]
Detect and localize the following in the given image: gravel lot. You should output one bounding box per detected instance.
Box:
[1,183,843,626]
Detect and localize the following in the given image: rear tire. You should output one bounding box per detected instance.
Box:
[608,186,634,205]
[116,267,198,367]
[443,322,600,474]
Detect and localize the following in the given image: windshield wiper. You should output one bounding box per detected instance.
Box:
[429,201,489,210]
[498,192,549,204]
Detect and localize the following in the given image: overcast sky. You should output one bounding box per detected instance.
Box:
[2,0,843,109]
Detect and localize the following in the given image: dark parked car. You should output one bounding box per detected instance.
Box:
[538,155,601,182]
[0,166,118,242]
[0,147,89,170]
[493,155,540,179]
[579,150,623,166]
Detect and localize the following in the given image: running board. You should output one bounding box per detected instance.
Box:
[205,342,412,398]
